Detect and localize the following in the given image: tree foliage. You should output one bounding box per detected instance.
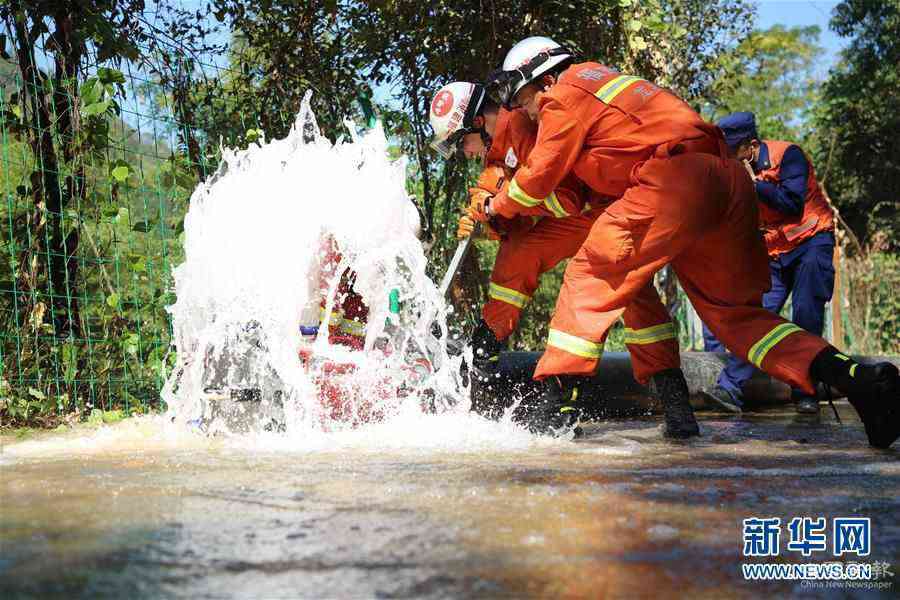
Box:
[200,1,368,143]
[0,1,220,423]
[813,0,900,252]
[706,25,823,140]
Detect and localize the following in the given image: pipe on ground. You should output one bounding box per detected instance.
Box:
[473,351,899,417]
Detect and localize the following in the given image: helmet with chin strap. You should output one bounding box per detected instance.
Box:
[488,36,574,109]
[428,81,489,159]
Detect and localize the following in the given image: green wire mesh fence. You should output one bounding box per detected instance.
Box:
[0,45,285,423]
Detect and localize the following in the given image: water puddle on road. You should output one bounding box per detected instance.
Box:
[2,406,897,598]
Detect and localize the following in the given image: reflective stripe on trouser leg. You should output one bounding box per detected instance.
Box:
[623,322,676,345]
[623,321,679,385]
[747,323,805,368]
[484,283,530,341]
[621,283,681,384]
[547,328,604,359]
[488,282,531,309]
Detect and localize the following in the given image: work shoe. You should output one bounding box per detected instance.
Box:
[469,319,506,377]
[844,363,900,449]
[698,386,743,414]
[649,368,700,439]
[811,347,900,449]
[515,375,586,436]
[795,397,820,415]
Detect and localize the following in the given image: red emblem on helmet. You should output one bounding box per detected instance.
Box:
[431,90,454,117]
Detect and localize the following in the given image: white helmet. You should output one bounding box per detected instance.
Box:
[428,81,487,159]
[489,36,573,109]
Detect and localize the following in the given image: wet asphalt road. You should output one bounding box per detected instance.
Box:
[1,403,898,599]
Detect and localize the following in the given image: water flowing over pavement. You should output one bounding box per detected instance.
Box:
[2,405,898,599]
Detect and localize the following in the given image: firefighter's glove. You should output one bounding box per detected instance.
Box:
[457,213,500,240]
[467,187,493,222]
[457,214,475,239]
[476,165,506,194]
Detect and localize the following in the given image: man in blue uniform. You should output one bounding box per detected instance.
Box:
[702,112,837,415]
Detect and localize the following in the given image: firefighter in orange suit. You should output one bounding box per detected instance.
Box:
[701,112,837,416]
[429,81,681,400]
[474,36,898,447]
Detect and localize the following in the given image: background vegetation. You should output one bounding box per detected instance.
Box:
[1,0,897,426]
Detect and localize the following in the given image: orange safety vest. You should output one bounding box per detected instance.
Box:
[756,140,834,257]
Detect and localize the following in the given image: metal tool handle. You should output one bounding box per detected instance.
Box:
[438,222,480,297]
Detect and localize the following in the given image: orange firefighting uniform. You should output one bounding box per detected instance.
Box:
[490,62,829,394]
[756,140,835,257]
[481,107,679,384]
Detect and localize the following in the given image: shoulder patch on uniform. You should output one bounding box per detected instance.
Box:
[505,147,518,169]
[577,66,617,81]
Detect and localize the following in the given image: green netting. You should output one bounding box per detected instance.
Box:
[0,47,286,422]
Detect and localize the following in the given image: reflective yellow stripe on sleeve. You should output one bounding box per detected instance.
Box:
[488,283,531,309]
[747,323,804,368]
[508,178,544,207]
[623,322,677,345]
[542,192,569,218]
[509,179,569,217]
[595,75,643,104]
[547,328,604,359]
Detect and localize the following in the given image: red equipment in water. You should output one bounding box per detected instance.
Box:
[298,234,433,428]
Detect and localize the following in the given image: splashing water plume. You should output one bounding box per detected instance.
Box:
[163,93,469,439]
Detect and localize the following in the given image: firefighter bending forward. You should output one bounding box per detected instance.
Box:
[471,36,898,448]
[429,79,689,436]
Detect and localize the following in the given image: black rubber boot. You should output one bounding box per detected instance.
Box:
[469,319,506,376]
[649,368,700,439]
[514,375,586,436]
[811,348,899,449]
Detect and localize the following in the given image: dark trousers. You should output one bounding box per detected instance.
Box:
[703,232,835,404]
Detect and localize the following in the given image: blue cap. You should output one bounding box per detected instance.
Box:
[717,111,758,150]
